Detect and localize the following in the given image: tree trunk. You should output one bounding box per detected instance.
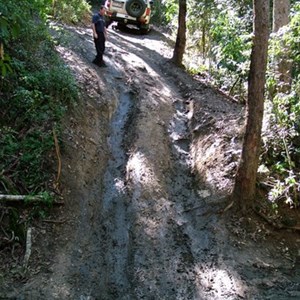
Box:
[231,0,270,212]
[273,0,290,33]
[273,0,291,92]
[171,0,187,67]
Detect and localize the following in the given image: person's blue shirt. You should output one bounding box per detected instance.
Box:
[92,13,105,33]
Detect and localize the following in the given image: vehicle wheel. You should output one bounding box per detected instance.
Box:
[105,17,113,28]
[140,24,150,35]
[117,22,127,30]
[125,0,146,18]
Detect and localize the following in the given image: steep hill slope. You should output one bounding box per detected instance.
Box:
[1,20,300,300]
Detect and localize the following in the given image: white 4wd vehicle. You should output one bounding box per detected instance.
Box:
[105,0,153,34]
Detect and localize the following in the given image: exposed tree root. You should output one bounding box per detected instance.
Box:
[255,207,300,232]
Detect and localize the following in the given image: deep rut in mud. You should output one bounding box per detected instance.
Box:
[99,89,133,297]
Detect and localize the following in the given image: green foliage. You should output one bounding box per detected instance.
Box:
[289,4,300,78]
[0,0,79,205]
[0,0,82,261]
[0,128,53,192]
[149,0,168,25]
[26,191,55,220]
[261,3,300,208]
[181,0,253,98]
[0,1,22,77]
[163,0,178,24]
[186,0,214,62]
[51,0,91,24]
[266,172,299,208]
[151,0,178,29]
[8,208,26,242]
[210,11,251,70]
[0,52,12,77]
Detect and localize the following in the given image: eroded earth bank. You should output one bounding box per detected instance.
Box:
[2,20,300,300]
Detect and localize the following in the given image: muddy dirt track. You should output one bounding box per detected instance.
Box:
[1,19,300,300]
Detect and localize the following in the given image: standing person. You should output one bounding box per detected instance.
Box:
[92,5,107,67]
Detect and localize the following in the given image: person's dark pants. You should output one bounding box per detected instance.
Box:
[93,32,105,64]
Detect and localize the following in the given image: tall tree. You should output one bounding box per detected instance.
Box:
[171,0,187,67]
[273,0,291,91]
[273,0,290,32]
[231,0,270,212]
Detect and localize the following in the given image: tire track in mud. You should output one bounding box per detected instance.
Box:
[110,57,203,298]
[103,33,249,298]
[121,83,224,299]
[86,39,205,298]
[86,28,243,299]
[97,89,134,299]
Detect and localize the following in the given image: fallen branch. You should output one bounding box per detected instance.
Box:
[0,194,43,202]
[42,219,67,224]
[222,200,234,213]
[0,194,64,205]
[53,129,62,188]
[23,227,32,268]
[255,208,282,229]
[0,173,17,194]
